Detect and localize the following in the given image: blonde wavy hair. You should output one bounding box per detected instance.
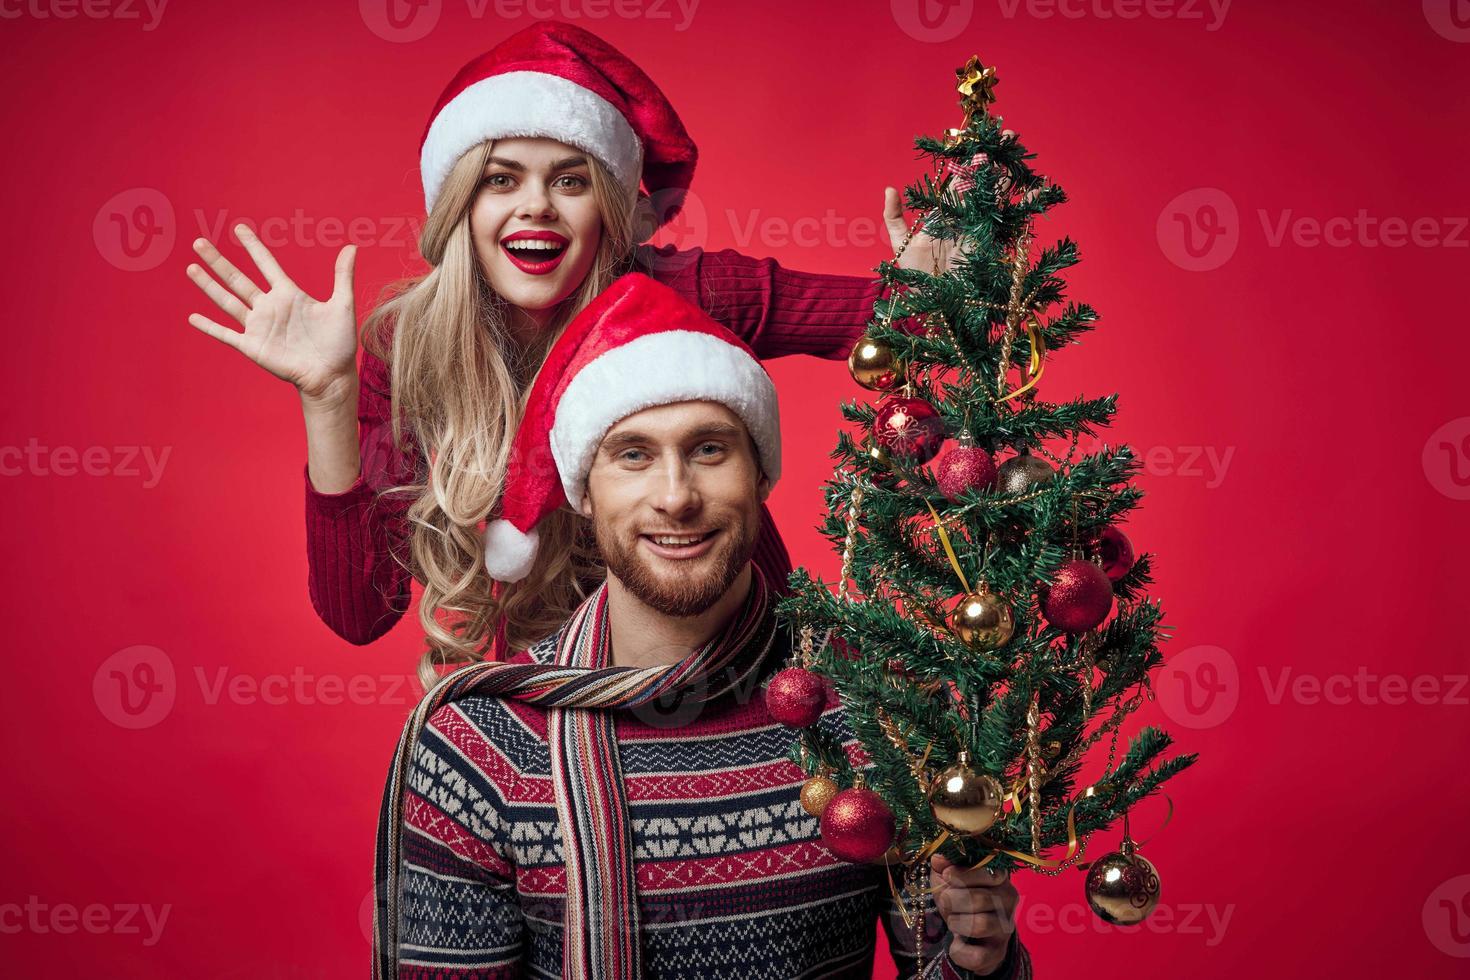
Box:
[361,139,641,689]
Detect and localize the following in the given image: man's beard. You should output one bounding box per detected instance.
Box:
[595,516,759,618]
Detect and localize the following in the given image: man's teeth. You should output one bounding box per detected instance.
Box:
[651,533,708,546]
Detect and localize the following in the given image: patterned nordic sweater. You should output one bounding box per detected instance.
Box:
[394,627,1033,979]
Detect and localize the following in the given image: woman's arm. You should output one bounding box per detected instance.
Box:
[638,242,881,360]
[635,188,960,361]
[304,340,416,644]
[184,227,410,644]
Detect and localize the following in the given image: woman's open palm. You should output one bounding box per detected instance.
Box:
[186,223,359,402]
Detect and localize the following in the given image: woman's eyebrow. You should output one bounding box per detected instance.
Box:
[486,155,588,172]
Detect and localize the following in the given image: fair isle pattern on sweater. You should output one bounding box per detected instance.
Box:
[393,627,1033,979]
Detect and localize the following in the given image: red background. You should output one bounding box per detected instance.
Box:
[3,1,1468,976]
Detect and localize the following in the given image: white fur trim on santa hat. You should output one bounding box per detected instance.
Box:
[548,330,782,509]
[421,70,644,214]
[483,518,541,582]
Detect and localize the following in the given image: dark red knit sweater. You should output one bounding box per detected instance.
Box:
[304,243,881,648]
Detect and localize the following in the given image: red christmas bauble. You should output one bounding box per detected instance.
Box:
[820,786,896,863]
[764,667,827,728]
[1087,525,1137,582]
[1041,559,1114,633]
[872,397,946,464]
[935,445,997,500]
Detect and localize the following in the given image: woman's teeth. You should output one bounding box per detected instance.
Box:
[504,241,565,257]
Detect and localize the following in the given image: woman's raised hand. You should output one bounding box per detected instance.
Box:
[186,224,360,404]
[883,186,965,274]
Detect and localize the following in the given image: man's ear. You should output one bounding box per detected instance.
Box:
[756,470,773,502]
[578,491,593,518]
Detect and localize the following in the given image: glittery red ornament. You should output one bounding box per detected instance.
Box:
[1041,559,1114,633]
[935,445,997,500]
[820,786,896,863]
[872,396,946,464]
[1086,525,1136,582]
[764,667,827,729]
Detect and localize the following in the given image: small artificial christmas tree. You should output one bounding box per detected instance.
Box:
[773,56,1199,936]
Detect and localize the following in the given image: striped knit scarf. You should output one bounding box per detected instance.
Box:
[373,566,778,979]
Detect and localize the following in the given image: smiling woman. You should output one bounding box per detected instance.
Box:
[473,144,606,318]
[183,20,955,688]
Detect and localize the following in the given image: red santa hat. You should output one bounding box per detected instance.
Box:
[484,272,781,582]
[419,20,697,225]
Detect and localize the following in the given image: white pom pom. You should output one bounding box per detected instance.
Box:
[483,520,539,582]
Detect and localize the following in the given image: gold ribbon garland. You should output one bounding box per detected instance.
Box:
[997,313,1047,403]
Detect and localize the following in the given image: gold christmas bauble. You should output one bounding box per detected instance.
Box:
[995,450,1056,494]
[800,773,840,817]
[847,335,905,391]
[926,749,1005,836]
[948,588,1015,650]
[1084,844,1161,924]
